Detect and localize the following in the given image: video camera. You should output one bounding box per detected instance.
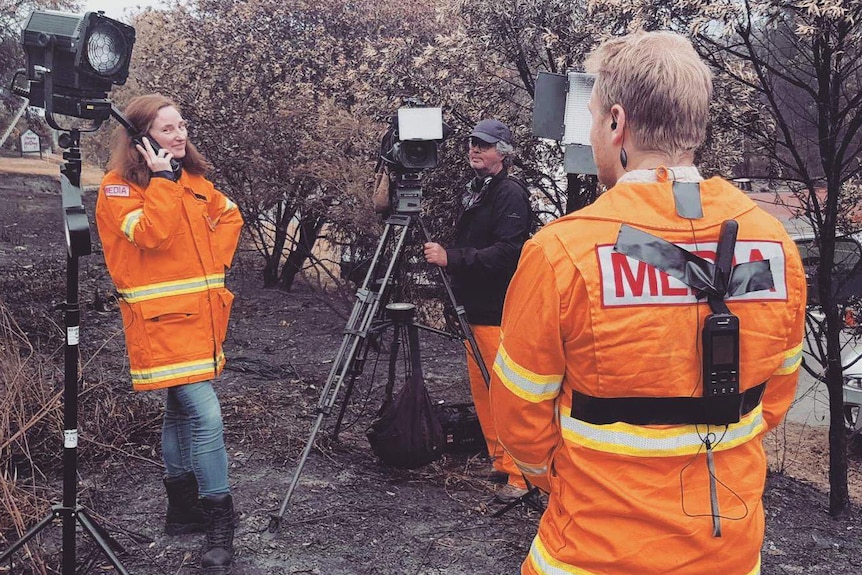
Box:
[377,103,451,214]
[380,103,450,174]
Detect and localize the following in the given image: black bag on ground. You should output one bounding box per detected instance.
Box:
[367,322,444,469]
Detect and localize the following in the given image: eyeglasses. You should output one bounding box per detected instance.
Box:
[468,137,495,150]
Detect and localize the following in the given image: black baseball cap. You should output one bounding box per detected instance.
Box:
[470,119,513,145]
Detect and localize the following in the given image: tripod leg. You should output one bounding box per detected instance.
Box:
[270,217,417,532]
[328,221,411,436]
[417,218,491,386]
[0,511,55,563]
[77,509,130,575]
[331,328,377,438]
[269,412,326,532]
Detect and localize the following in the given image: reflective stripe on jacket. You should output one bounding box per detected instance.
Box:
[489,176,806,575]
[96,170,243,391]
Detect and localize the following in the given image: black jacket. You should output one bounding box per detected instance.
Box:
[446,170,532,325]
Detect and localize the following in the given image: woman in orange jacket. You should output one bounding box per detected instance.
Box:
[490,32,806,575]
[95,94,243,575]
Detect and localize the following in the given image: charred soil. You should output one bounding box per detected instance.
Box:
[1,159,862,574]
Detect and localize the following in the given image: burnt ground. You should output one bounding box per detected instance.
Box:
[2,162,862,574]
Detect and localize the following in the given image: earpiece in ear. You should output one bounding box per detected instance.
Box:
[611,119,618,130]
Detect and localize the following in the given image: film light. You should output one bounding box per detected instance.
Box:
[20,10,135,121]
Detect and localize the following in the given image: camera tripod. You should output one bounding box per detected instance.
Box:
[268,174,490,532]
[0,130,129,574]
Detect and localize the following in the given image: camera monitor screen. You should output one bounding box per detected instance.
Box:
[397,107,443,141]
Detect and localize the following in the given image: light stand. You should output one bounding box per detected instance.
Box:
[0,128,129,575]
[267,172,490,533]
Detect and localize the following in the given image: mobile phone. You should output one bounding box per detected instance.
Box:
[702,313,740,396]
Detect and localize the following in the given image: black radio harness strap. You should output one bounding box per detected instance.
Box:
[571,382,766,426]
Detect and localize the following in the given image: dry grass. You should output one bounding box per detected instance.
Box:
[766,419,862,503]
[0,298,162,572]
[0,299,58,574]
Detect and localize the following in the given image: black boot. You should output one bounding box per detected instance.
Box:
[201,493,235,575]
[163,472,207,535]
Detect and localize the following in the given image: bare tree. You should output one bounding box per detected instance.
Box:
[121,0,447,291]
[447,0,744,215]
[684,0,862,515]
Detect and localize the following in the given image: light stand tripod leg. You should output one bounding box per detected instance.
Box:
[268,218,414,532]
[0,512,55,564]
[77,510,129,575]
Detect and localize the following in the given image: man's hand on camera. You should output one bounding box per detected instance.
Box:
[424,242,448,267]
[136,137,175,174]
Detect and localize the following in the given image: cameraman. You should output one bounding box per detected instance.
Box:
[489,32,806,574]
[423,119,532,502]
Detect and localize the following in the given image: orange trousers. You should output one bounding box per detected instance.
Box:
[466,325,527,489]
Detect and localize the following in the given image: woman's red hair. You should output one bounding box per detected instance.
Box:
[107,94,211,187]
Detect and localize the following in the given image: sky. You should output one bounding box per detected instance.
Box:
[80,0,166,23]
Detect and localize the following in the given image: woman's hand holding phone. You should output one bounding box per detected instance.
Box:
[135,136,175,173]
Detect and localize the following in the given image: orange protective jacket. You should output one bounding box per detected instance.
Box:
[490,176,806,575]
[95,170,243,391]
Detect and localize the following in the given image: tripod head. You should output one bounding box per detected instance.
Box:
[386,302,416,325]
[391,172,423,215]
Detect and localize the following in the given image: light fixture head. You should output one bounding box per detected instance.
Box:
[20,10,135,119]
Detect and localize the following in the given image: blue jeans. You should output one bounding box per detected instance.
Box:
[161,381,230,497]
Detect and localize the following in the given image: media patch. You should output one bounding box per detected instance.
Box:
[597,240,788,307]
[104,185,130,197]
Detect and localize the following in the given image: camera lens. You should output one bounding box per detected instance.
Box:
[398,141,437,170]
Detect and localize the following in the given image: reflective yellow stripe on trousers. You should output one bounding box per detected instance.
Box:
[774,342,803,376]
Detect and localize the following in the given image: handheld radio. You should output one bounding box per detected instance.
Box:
[702,221,740,396]
[702,314,739,396]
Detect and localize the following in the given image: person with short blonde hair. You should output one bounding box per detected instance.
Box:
[490,31,806,574]
[584,31,713,186]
